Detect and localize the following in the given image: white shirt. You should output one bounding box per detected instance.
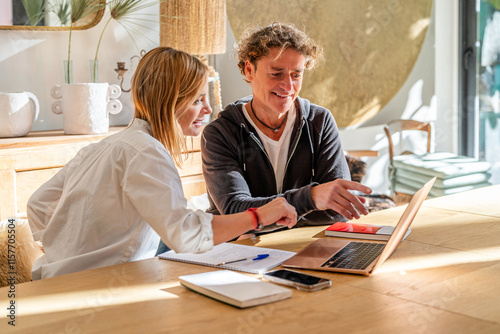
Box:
[242,104,296,193]
[28,119,214,280]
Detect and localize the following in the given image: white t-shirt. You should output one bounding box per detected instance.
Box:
[242,104,296,193]
[28,119,214,280]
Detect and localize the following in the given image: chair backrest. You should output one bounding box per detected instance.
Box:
[0,219,43,286]
[384,119,432,160]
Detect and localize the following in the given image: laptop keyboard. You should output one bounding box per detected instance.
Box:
[321,242,385,270]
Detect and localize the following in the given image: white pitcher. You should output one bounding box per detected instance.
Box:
[51,83,122,135]
[0,91,40,137]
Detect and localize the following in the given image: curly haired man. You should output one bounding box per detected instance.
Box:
[201,23,372,235]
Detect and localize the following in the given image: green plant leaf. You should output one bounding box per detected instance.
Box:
[92,0,168,82]
[20,0,45,26]
[48,0,72,26]
[70,0,102,24]
[488,0,500,10]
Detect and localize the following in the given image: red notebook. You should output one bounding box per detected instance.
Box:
[325,222,411,241]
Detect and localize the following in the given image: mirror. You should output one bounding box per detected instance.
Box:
[0,0,105,30]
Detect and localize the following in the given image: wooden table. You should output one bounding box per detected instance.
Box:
[1,186,500,334]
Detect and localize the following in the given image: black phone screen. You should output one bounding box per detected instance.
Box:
[266,270,324,285]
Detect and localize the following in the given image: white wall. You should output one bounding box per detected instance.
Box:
[0,1,13,26]
[0,5,160,131]
[434,0,459,154]
[215,19,252,106]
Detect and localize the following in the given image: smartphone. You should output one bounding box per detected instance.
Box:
[263,269,331,292]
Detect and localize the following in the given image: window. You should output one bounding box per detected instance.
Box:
[460,0,500,184]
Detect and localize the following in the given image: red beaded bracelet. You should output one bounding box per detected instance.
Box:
[246,208,263,231]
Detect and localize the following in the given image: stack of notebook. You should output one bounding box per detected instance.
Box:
[390,152,491,197]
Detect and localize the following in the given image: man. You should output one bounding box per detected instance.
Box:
[202,23,372,233]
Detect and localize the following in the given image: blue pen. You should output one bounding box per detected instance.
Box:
[217,254,269,266]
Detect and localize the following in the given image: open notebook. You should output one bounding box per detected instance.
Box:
[158,243,296,274]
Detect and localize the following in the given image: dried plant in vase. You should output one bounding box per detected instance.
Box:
[65,0,103,83]
[91,0,166,83]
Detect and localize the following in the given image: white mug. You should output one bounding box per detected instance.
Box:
[0,91,40,137]
[51,83,122,135]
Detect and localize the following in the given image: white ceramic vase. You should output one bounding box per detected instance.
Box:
[51,83,122,135]
[0,91,40,138]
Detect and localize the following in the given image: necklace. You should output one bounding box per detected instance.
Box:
[250,99,288,133]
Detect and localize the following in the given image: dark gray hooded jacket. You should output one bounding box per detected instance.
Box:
[201,96,350,229]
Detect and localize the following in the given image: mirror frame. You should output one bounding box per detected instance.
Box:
[0,0,106,31]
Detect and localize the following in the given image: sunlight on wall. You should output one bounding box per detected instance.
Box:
[0,31,43,62]
[409,18,431,40]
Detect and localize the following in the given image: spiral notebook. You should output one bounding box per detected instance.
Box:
[158,243,296,274]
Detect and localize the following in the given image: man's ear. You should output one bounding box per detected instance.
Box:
[244,60,255,81]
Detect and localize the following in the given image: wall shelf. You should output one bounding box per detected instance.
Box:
[0,127,205,220]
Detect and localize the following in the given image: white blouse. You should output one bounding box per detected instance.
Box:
[28,119,213,280]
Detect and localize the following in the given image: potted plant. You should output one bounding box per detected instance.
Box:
[52,0,121,135]
[91,0,165,83]
[66,0,103,84]
[52,0,165,134]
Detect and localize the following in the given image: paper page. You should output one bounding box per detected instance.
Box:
[159,243,296,274]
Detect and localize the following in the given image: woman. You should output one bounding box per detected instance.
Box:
[27,47,297,280]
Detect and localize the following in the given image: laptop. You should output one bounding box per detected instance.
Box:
[282,177,436,276]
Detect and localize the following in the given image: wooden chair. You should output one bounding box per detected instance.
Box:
[384,119,432,161]
[0,219,43,286]
[384,119,432,197]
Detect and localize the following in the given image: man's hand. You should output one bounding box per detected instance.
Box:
[311,179,372,220]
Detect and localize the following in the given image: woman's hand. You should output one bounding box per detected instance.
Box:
[211,197,297,245]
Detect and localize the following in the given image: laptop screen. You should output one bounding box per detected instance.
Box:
[369,177,436,273]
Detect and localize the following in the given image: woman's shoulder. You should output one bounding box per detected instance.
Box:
[107,121,169,158]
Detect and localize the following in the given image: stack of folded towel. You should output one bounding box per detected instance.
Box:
[390,152,491,197]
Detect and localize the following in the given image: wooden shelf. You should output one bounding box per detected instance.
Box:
[0,127,205,220]
[0,127,126,150]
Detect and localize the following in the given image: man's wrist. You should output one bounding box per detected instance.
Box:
[308,182,321,211]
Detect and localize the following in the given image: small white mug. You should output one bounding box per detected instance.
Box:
[0,91,40,137]
[51,83,122,135]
